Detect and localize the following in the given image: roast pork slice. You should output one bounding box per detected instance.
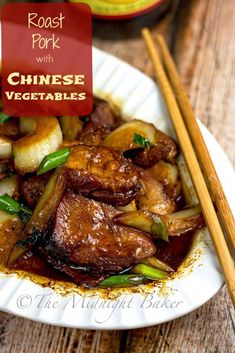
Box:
[45,192,156,280]
[64,145,141,206]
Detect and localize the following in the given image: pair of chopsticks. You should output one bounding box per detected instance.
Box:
[141,29,235,306]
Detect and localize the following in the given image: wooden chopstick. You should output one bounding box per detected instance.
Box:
[141,28,235,306]
[155,34,235,251]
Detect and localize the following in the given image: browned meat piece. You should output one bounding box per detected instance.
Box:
[0,160,15,181]
[0,119,19,139]
[78,125,111,146]
[64,145,141,206]
[138,170,176,215]
[130,130,178,168]
[20,173,51,209]
[89,98,117,128]
[44,192,156,284]
[78,99,120,146]
[90,188,139,206]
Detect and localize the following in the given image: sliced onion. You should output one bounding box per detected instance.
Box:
[13,117,63,174]
[19,117,37,135]
[60,116,83,141]
[161,206,205,236]
[102,120,157,150]
[0,175,19,197]
[114,206,204,238]
[0,136,12,159]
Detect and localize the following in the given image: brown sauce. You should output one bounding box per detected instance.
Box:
[11,230,196,283]
[154,231,195,270]
[12,251,71,282]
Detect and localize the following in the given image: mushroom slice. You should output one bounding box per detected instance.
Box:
[102,120,177,166]
[130,128,177,167]
[64,145,141,206]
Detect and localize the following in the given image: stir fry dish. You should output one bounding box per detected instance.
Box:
[0,98,205,288]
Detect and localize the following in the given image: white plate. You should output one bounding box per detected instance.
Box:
[0,47,234,330]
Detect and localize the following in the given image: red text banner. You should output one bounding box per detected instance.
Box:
[1,3,92,116]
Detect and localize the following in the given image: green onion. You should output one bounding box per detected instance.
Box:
[0,194,21,213]
[37,147,70,175]
[0,112,10,124]
[99,274,147,288]
[0,194,32,218]
[131,264,168,280]
[141,257,174,273]
[133,133,152,148]
[151,215,169,241]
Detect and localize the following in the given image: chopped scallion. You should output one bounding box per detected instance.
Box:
[133,133,152,148]
[131,264,168,280]
[37,147,70,175]
[0,194,32,219]
[99,274,147,288]
[0,194,21,213]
